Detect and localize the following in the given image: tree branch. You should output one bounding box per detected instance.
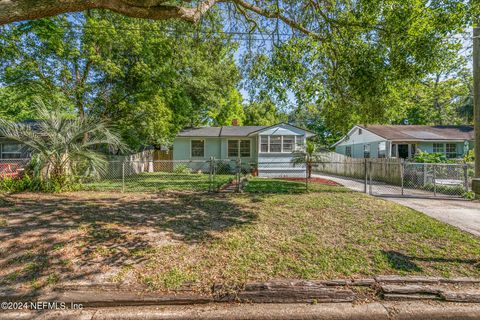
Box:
[232,0,323,39]
[0,0,221,25]
[0,0,324,39]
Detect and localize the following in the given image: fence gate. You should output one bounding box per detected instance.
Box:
[368,161,470,198]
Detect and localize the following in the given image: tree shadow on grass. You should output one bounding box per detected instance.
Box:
[381,250,480,273]
[0,192,256,294]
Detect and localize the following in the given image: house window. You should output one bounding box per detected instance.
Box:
[358,128,363,135]
[228,140,251,158]
[410,144,417,157]
[446,143,457,158]
[345,146,352,157]
[191,140,204,157]
[391,144,397,157]
[269,136,282,152]
[228,140,237,157]
[1,143,23,159]
[240,140,250,157]
[378,142,386,158]
[260,136,268,152]
[295,136,305,151]
[433,143,444,154]
[364,144,370,158]
[283,136,294,152]
[260,135,302,153]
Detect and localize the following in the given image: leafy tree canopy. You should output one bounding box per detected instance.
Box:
[0,11,240,149]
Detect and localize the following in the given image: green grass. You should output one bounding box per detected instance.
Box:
[244,177,345,193]
[1,182,479,293]
[244,178,307,193]
[83,172,234,192]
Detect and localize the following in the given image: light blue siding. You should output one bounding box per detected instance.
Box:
[336,140,472,159]
[173,124,312,177]
[417,142,469,157]
[173,137,257,161]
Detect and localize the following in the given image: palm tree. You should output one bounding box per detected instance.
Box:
[0,102,126,185]
[291,140,320,178]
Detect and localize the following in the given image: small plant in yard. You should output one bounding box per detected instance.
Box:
[464,149,474,163]
[291,140,321,178]
[173,164,192,174]
[0,101,126,192]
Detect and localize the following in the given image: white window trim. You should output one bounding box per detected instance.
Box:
[190,139,205,158]
[227,139,252,158]
[259,135,304,154]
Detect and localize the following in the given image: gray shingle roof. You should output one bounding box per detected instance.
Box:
[361,125,474,141]
[177,126,268,137]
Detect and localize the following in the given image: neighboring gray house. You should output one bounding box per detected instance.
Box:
[333,125,474,159]
[173,123,315,177]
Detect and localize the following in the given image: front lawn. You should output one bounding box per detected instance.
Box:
[83,172,234,192]
[0,183,479,294]
[244,177,343,193]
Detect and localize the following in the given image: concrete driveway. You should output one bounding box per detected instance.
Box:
[384,197,480,237]
[313,173,480,237]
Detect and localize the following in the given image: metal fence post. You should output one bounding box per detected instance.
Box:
[236,158,241,192]
[364,159,368,193]
[464,164,469,192]
[122,161,125,193]
[212,157,216,192]
[368,160,373,195]
[400,159,405,196]
[433,164,437,197]
[209,156,213,192]
[305,155,309,192]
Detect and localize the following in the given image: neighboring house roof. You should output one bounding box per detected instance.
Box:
[332,124,474,147]
[176,123,315,138]
[359,125,474,141]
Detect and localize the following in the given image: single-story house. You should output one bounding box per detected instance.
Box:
[333,125,474,159]
[173,122,315,177]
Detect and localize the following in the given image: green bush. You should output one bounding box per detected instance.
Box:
[412,150,452,163]
[464,149,474,163]
[216,161,233,174]
[173,164,192,174]
[0,174,83,193]
[421,182,466,196]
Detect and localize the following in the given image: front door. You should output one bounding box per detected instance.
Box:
[398,144,409,159]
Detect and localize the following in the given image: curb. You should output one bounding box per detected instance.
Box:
[1,276,479,307]
[1,302,480,320]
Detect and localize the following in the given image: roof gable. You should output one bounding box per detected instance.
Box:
[177,123,315,138]
[248,123,315,137]
[177,126,266,137]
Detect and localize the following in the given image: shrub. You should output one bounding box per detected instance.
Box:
[412,150,451,163]
[0,174,83,193]
[216,161,233,174]
[173,164,192,174]
[464,149,474,163]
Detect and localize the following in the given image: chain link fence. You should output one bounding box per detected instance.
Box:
[314,159,474,198]
[81,158,248,193]
[0,159,30,179]
[0,158,312,193]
